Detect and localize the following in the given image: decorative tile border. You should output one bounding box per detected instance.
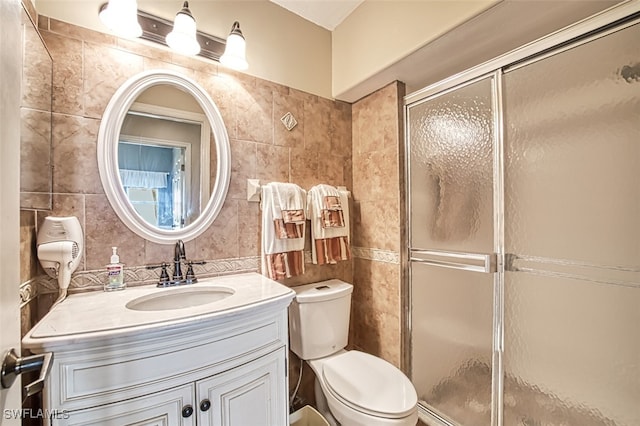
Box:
[33,256,261,295]
[22,249,358,301]
[352,246,400,264]
[19,280,39,307]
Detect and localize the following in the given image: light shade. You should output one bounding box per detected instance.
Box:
[99,0,142,39]
[220,21,248,71]
[166,1,201,56]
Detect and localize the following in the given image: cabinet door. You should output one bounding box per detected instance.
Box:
[196,348,287,426]
[56,384,195,426]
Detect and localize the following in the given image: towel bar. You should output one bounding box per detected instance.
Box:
[246,179,351,203]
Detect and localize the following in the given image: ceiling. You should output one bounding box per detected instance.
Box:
[269,0,364,30]
[333,0,622,102]
[263,0,623,101]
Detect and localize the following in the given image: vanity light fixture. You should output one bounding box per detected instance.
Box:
[166,1,201,56]
[98,1,249,70]
[220,21,248,71]
[99,0,142,39]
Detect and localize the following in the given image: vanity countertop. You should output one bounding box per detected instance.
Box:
[23,272,294,350]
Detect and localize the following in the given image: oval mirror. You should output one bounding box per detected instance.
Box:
[97,70,230,244]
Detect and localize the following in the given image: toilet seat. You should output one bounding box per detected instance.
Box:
[321,351,417,419]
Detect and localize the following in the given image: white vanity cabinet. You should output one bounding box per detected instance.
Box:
[22,273,294,426]
[56,384,195,425]
[58,347,286,426]
[196,347,286,426]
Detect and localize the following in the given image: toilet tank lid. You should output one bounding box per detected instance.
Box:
[292,280,353,303]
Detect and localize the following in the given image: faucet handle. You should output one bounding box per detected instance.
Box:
[159,263,170,283]
[146,262,171,286]
[185,260,206,284]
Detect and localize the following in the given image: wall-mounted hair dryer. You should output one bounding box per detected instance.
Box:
[37,216,83,306]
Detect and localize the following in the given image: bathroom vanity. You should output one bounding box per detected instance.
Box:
[22,273,295,426]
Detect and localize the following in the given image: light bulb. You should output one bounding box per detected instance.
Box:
[166,1,201,56]
[220,21,248,71]
[99,0,142,39]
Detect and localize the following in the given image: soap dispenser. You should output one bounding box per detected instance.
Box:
[105,247,125,291]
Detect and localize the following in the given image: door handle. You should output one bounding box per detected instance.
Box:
[411,249,497,273]
[1,348,54,399]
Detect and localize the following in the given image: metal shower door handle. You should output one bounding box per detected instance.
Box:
[1,348,53,398]
[410,249,497,273]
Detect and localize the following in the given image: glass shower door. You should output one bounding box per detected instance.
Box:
[407,75,500,426]
[407,14,639,426]
[502,22,640,426]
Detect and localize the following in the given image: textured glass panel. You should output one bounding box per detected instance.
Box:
[411,264,494,425]
[504,271,640,426]
[408,77,494,253]
[503,22,640,426]
[504,23,640,267]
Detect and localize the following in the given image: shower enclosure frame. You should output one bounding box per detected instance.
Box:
[402,3,640,426]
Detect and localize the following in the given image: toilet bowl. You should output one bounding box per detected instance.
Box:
[288,280,418,426]
[309,350,418,426]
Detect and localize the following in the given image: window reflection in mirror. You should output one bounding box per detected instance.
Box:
[118,142,187,228]
[117,84,213,229]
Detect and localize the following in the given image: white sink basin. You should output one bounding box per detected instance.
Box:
[126,286,235,311]
[23,273,296,344]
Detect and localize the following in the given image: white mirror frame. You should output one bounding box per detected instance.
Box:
[97,69,231,244]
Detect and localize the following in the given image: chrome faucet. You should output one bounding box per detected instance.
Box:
[173,240,186,282]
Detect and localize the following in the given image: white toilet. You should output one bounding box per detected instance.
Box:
[289,279,418,426]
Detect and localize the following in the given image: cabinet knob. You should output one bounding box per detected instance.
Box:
[182,404,194,418]
[200,399,211,412]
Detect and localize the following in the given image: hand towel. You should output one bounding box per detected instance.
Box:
[307,184,351,265]
[261,182,306,280]
[271,182,306,240]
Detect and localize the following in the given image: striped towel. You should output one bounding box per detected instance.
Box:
[307,184,351,265]
[261,182,306,280]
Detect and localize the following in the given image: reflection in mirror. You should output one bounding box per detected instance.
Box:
[117,84,213,230]
[97,69,230,244]
[118,141,188,229]
[20,7,53,210]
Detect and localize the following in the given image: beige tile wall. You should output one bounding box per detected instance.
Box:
[18,14,407,411]
[20,2,53,211]
[19,17,354,316]
[351,81,406,368]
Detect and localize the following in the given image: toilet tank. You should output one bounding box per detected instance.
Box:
[289,279,353,360]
